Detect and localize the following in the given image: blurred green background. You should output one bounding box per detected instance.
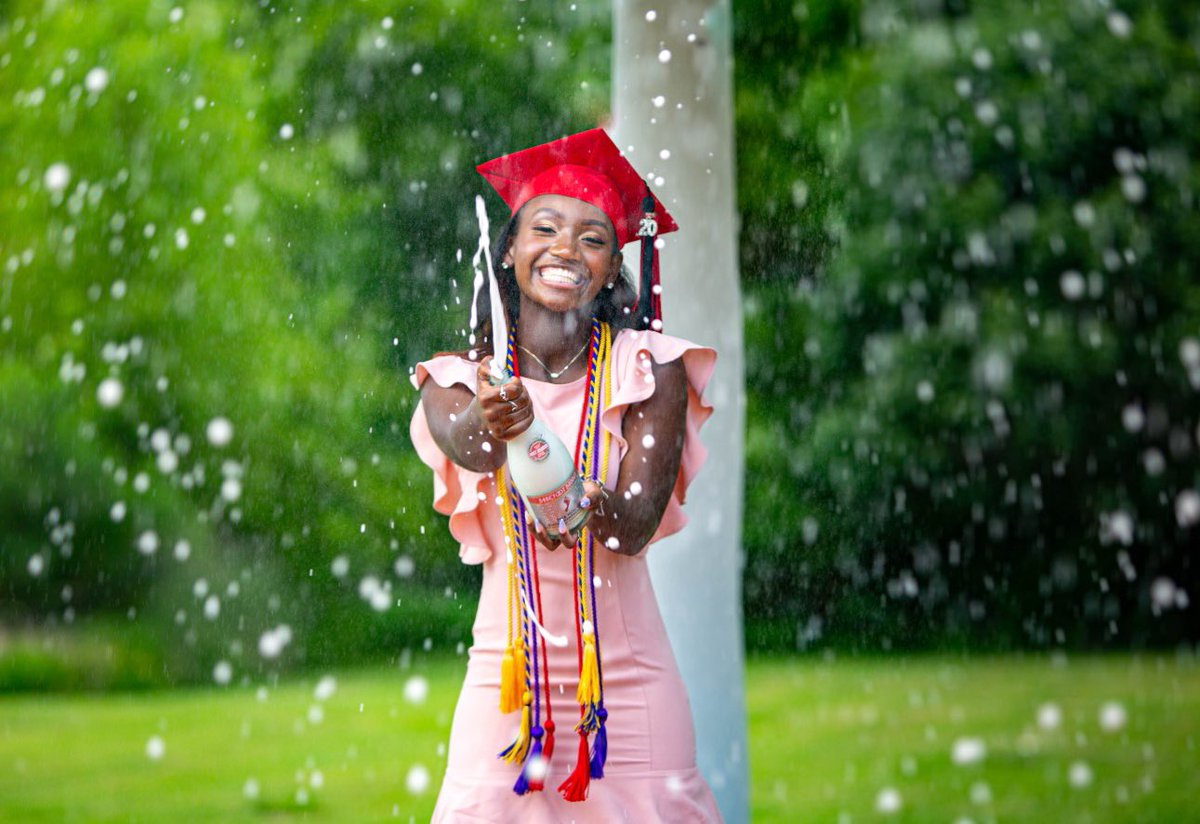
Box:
[2,0,1198,820]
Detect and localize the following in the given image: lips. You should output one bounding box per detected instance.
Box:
[537,265,584,288]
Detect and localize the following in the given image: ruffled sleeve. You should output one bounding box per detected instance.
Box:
[601,328,717,548]
[409,354,495,564]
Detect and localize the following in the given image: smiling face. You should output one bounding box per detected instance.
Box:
[503,194,623,316]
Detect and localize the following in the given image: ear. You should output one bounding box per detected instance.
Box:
[607,251,624,286]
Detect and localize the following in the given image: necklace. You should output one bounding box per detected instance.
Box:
[518,340,589,380]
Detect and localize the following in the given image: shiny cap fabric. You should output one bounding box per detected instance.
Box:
[476,128,677,246]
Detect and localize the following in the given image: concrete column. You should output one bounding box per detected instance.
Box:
[612,3,747,821]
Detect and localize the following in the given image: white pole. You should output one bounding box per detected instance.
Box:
[612,3,747,821]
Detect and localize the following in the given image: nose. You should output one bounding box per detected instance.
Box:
[549,232,581,261]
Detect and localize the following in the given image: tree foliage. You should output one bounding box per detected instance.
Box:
[742,0,1200,650]
[0,0,611,683]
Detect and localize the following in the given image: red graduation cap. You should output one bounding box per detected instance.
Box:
[477,128,676,330]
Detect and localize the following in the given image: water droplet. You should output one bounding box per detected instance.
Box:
[951,736,987,765]
[403,676,429,704]
[1107,11,1133,39]
[97,377,124,408]
[206,417,233,447]
[137,530,159,556]
[84,67,109,94]
[1098,701,1127,732]
[1068,760,1093,788]
[331,555,350,578]
[875,786,902,814]
[1174,490,1200,527]
[406,764,430,794]
[1037,702,1062,730]
[220,477,242,502]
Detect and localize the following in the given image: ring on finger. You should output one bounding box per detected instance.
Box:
[509,400,518,413]
[499,386,509,401]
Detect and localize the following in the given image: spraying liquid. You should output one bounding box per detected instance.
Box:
[467,195,492,351]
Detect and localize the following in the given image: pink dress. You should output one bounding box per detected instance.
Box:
[410,328,722,823]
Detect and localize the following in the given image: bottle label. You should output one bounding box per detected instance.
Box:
[526,475,574,506]
[525,474,588,539]
[527,438,550,463]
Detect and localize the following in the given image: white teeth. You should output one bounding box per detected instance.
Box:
[539,266,581,285]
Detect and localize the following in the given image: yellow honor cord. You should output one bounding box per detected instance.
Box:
[575,632,600,705]
[496,467,527,715]
[500,690,534,764]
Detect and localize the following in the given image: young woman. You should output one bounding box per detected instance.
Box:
[411,129,722,822]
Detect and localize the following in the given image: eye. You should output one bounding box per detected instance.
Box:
[532,225,556,235]
[583,236,606,248]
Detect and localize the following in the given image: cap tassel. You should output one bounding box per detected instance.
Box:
[636,190,661,332]
[498,691,532,765]
[589,706,608,778]
[557,730,592,802]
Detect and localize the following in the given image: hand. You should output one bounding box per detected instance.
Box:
[475,358,533,441]
[527,479,605,552]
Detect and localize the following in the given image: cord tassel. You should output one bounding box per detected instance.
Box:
[498,691,532,764]
[576,631,600,706]
[557,730,592,802]
[499,641,519,714]
[589,706,608,778]
[512,760,531,795]
[523,727,546,792]
[542,718,556,765]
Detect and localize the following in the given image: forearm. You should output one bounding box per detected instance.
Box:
[439,397,507,473]
[584,445,681,557]
[583,359,688,556]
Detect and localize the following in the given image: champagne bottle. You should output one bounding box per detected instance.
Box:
[493,373,587,540]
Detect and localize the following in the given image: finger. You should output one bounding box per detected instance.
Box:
[579,480,603,510]
[530,519,559,551]
[504,377,525,403]
[476,358,494,390]
[504,412,534,440]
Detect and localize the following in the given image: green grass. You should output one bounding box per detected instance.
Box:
[0,653,1196,822]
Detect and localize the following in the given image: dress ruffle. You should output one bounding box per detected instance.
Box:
[409,354,493,564]
[409,330,716,563]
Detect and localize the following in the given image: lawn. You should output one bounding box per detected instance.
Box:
[0,653,1195,822]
